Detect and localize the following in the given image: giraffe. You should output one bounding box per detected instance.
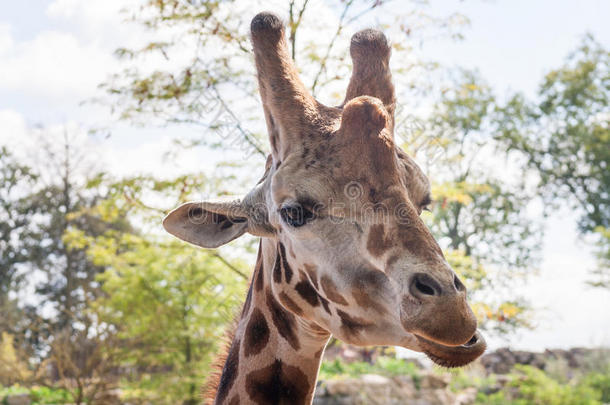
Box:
[163,12,486,405]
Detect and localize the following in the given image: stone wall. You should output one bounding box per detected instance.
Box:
[313,373,476,405]
[313,347,609,405]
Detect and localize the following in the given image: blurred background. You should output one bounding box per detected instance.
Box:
[0,0,608,404]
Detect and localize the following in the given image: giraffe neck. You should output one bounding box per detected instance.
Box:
[212,239,331,405]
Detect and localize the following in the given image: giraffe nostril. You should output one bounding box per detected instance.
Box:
[454,274,466,292]
[410,273,442,298]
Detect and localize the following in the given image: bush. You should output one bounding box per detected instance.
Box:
[29,387,72,404]
[475,365,607,405]
[583,372,610,403]
[0,386,71,405]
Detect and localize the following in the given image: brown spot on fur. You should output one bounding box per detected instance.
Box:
[400,220,443,261]
[228,395,239,405]
[352,287,385,314]
[244,308,270,357]
[295,276,320,307]
[319,295,332,314]
[214,338,240,404]
[367,223,393,257]
[266,289,300,351]
[337,309,371,338]
[279,291,304,316]
[255,243,264,291]
[353,268,390,298]
[273,250,282,283]
[278,242,293,283]
[245,359,310,405]
[303,264,319,289]
[320,276,348,305]
[386,253,400,268]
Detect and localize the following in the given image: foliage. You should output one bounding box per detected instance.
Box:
[101,0,469,157]
[475,365,607,405]
[0,147,38,295]
[0,333,31,386]
[495,36,609,283]
[0,385,72,404]
[583,371,610,403]
[65,175,249,404]
[423,72,541,272]
[33,327,121,405]
[447,368,498,394]
[0,147,40,336]
[588,226,610,288]
[320,356,610,405]
[497,36,609,233]
[29,136,131,334]
[28,386,72,405]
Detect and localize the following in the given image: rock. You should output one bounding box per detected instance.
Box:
[419,373,450,389]
[5,395,31,405]
[361,374,392,385]
[315,372,469,405]
[324,378,360,397]
[455,387,477,405]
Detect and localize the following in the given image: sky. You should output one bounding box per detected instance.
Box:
[0,0,608,351]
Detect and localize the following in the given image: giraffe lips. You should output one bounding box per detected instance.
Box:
[415,330,486,368]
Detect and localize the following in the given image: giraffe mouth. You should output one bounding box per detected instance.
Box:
[414,330,486,368]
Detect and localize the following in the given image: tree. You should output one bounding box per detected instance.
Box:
[0,332,31,386]
[20,131,132,336]
[588,227,610,289]
[101,0,469,157]
[0,147,40,336]
[65,175,249,405]
[496,36,609,286]
[0,133,132,402]
[34,326,121,405]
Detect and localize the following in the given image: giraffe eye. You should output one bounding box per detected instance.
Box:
[279,203,314,227]
[420,194,433,214]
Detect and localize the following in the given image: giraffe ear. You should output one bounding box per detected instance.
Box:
[163,200,250,248]
[163,186,273,248]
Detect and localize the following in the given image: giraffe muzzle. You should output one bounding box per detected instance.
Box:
[414,330,487,368]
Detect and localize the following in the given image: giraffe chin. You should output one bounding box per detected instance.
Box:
[414,330,486,368]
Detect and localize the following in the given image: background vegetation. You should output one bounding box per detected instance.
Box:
[0,0,608,404]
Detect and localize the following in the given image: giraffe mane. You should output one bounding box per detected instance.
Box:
[202,316,239,404]
[203,246,259,404]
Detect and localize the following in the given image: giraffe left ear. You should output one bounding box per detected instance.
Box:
[163,185,273,248]
[163,200,249,248]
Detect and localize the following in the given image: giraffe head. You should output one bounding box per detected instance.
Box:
[164,12,485,367]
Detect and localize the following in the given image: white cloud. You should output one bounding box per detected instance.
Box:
[46,0,141,43]
[0,109,29,153]
[0,0,148,102]
[0,23,13,54]
[0,29,117,101]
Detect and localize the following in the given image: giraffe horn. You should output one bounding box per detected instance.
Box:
[343,29,396,131]
[250,12,319,157]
